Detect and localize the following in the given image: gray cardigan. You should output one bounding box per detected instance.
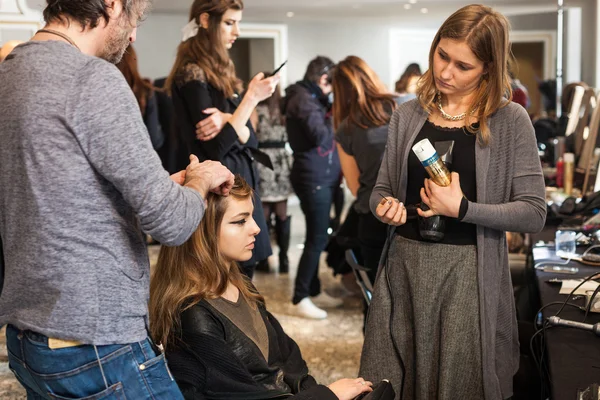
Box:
[360,99,546,399]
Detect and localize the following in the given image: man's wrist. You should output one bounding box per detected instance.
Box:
[184,179,209,199]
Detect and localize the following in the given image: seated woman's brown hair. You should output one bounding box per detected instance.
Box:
[149,175,262,349]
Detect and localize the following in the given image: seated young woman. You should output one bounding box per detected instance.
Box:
[149,175,373,400]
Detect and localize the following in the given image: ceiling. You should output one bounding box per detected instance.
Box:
[24,0,566,23]
[150,0,562,21]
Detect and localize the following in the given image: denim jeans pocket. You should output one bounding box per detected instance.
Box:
[138,353,177,392]
[138,352,185,398]
[47,382,126,400]
[26,345,132,399]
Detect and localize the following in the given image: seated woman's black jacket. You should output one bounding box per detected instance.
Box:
[166,300,337,400]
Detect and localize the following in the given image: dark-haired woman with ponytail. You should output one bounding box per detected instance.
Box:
[167,0,278,278]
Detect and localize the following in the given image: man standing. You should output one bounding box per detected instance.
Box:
[283,56,343,319]
[0,0,234,398]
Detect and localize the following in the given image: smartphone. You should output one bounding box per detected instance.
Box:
[268,60,287,77]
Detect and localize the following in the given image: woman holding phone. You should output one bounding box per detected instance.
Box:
[167,0,278,278]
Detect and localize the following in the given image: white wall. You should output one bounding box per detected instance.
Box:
[283,18,444,90]
[131,13,444,86]
[565,7,583,83]
[134,15,280,82]
[134,13,187,80]
[249,38,275,77]
[580,0,597,86]
[65,5,595,90]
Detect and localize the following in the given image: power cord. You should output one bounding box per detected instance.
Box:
[385,255,405,399]
[584,285,600,323]
[533,254,574,270]
[530,271,600,399]
[530,302,582,399]
[553,272,600,317]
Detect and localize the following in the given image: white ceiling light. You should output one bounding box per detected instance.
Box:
[404,4,411,9]
[420,8,428,13]
[409,0,417,4]
[286,11,294,17]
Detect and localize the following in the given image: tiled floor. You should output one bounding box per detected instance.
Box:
[0,197,365,398]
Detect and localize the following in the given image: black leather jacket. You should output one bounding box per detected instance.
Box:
[166,300,337,400]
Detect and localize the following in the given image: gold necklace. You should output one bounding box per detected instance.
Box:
[36,29,80,51]
[436,93,473,122]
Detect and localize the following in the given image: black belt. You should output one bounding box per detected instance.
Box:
[258,141,286,149]
[245,147,274,170]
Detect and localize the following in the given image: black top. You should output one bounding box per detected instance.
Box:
[171,64,271,263]
[335,104,396,214]
[142,92,164,150]
[166,298,338,400]
[154,77,183,174]
[171,64,260,186]
[282,81,341,189]
[395,120,477,245]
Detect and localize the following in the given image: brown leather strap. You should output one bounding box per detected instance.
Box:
[36,29,80,51]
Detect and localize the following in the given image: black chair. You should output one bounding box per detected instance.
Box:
[345,249,374,306]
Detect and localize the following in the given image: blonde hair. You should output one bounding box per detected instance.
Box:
[149,176,264,349]
[417,4,512,144]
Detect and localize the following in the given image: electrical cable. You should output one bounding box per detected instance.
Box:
[541,320,552,387]
[583,285,600,323]
[530,303,582,398]
[528,326,544,397]
[530,266,600,399]
[385,252,406,399]
[533,256,573,270]
[579,246,600,323]
[554,272,600,317]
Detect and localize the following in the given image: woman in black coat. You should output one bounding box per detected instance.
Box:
[166,0,278,277]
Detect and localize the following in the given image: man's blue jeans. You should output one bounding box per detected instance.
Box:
[6,324,184,400]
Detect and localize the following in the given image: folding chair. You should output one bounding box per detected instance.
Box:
[345,249,374,306]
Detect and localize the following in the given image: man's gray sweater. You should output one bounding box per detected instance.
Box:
[0,41,204,345]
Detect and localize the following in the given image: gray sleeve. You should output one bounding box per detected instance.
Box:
[462,106,546,233]
[67,60,204,246]
[369,110,400,217]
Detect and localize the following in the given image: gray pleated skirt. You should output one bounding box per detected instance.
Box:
[360,235,484,400]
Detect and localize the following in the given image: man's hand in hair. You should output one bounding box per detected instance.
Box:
[184,155,235,198]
